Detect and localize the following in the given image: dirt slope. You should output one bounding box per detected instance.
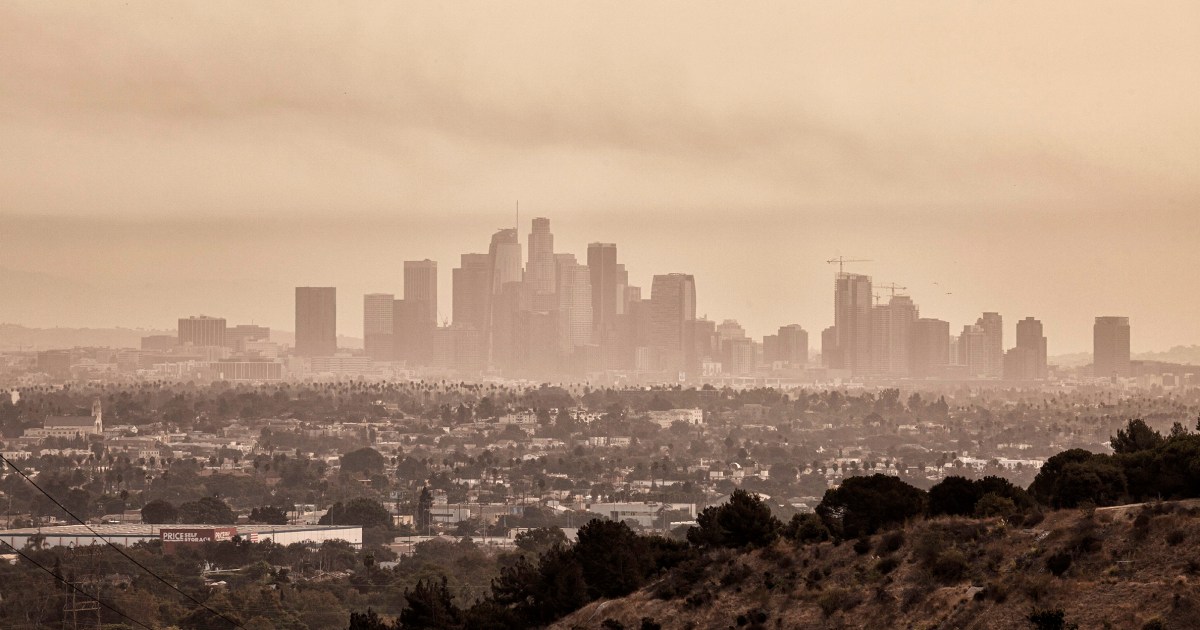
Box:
[554,502,1200,630]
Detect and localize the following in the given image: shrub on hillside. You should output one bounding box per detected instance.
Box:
[876,530,905,555]
[1045,551,1072,577]
[783,513,830,544]
[688,489,781,549]
[1026,608,1079,630]
[931,548,969,584]
[816,474,927,539]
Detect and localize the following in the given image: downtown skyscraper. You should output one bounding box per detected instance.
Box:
[526,217,556,296]
[870,294,919,378]
[395,260,438,362]
[830,272,872,375]
[556,253,592,353]
[587,242,618,343]
[452,253,490,330]
[650,273,697,373]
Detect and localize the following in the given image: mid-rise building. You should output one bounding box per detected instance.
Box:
[1005,316,1048,380]
[295,287,337,357]
[178,315,226,347]
[1094,316,1131,378]
[224,324,269,352]
[958,324,988,377]
[977,312,1004,378]
[363,293,395,361]
[909,318,950,378]
[774,324,809,367]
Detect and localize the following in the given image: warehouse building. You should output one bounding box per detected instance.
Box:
[0,523,362,551]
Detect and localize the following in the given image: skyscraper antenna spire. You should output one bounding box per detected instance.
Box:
[515,200,519,232]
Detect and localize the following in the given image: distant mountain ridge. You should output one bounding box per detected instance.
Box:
[1052,345,1200,368]
[0,323,363,351]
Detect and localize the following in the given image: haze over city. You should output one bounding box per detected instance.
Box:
[3,1,1199,354]
[7,5,1200,630]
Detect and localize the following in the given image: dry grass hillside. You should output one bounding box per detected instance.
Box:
[554,500,1200,630]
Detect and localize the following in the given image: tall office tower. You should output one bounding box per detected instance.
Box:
[1094,316,1131,378]
[404,260,438,325]
[486,229,523,365]
[821,326,839,368]
[295,287,336,357]
[555,254,593,353]
[491,281,532,370]
[833,273,873,374]
[526,217,556,295]
[650,273,697,371]
[977,312,1003,378]
[453,253,491,329]
[392,299,416,361]
[1004,316,1048,380]
[776,324,809,366]
[870,295,919,377]
[363,293,395,361]
[587,242,619,341]
[178,316,227,347]
[488,229,523,294]
[909,318,950,378]
[224,324,270,352]
[958,324,988,377]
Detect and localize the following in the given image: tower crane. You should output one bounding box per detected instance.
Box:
[877,283,907,297]
[825,257,872,274]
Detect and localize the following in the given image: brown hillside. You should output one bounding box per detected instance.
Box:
[554,501,1200,630]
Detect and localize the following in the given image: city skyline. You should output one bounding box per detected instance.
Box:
[0,212,1185,358]
[140,215,1107,381]
[2,2,1199,355]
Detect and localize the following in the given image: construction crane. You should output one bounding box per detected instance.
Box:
[825,256,872,274]
[873,284,909,305]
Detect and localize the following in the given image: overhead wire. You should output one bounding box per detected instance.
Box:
[0,538,156,630]
[1,454,246,629]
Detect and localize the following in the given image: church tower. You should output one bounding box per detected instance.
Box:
[92,399,103,433]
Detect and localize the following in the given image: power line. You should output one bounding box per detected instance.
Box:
[0,454,246,630]
[0,538,155,630]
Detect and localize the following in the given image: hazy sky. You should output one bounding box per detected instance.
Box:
[2,2,1198,353]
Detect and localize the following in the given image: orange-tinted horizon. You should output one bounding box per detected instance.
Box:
[2,2,1198,354]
